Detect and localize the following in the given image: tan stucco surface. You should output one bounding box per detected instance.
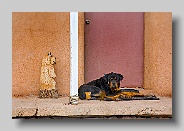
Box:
[12,12,172,97]
[144,12,172,97]
[12,12,84,96]
[12,96,172,118]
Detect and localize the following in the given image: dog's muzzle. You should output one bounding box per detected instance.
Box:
[109,80,119,92]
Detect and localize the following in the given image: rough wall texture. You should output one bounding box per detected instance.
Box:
[144,12,172,97]
[13,12,172,97]
[84,12,144,87]
[78,13,85,88]
[12,12,84,97]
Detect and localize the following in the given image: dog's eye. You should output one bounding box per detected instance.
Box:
[114,77,117,80]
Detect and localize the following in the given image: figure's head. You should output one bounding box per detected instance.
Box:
[50,56,56,65]
[42,52,56,66]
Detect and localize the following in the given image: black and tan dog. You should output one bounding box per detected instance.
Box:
[78,72,148,101]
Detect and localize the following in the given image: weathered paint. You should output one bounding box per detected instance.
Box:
[84,12,144,88]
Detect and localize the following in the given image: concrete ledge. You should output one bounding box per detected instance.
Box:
[12,96,172,118]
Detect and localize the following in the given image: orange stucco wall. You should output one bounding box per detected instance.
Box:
[12,12,172,97]
[12,12,84,97]
[144,12,172,97]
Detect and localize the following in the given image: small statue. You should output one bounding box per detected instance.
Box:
[39,52,58,98]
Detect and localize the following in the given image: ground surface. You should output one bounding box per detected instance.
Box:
[12,96,172,119]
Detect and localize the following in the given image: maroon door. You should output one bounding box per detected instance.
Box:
[84,12,144,88]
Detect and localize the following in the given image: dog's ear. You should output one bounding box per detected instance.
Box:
[102,74,108,83]
[119,74,124,81]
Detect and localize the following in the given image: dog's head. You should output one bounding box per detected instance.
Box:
[103,72,124,93]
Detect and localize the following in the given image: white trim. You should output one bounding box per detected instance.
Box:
[70,12,78,98]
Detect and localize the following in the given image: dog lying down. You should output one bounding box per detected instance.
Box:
[78,72,159,101]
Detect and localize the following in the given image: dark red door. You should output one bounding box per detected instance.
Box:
[84,12,144,88]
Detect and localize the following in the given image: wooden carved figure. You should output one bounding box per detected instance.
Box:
[39,52,58,98]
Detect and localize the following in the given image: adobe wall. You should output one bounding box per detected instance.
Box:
[12,12,84,97]
[144,12,172,97]
[12,12,172,97]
